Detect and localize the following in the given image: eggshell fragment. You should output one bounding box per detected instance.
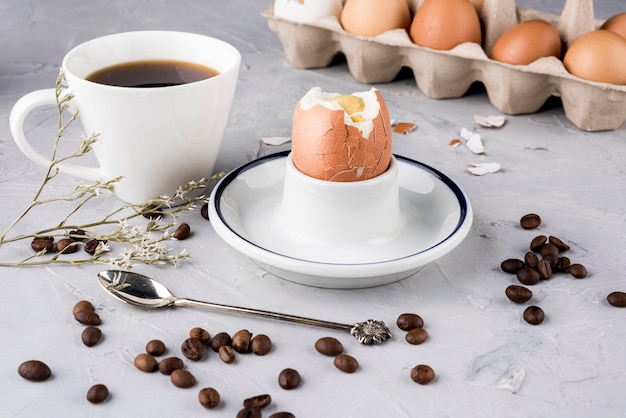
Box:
[490,20,562,65]
[410,0,482,50]
[291,87,392,182]
[468,162,501,176]
[460,128,485,154]
[474,114,506,128]
[393,122,416,134]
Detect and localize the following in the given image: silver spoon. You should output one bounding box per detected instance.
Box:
[97,270,392,345]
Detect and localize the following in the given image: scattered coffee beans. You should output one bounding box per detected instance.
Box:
[520,213,541,229]
[56,238,78,254]
[173,223,191,240]
[505,285,533,303]
[209,332,231,352]
[146,339,166,356]
[18,360,52,382]
[232,329,252,353]
[181,337,204,361]
[314,337,344,356]
[334,354,359,373]
[170,369,196,388]
[250,334,272,356]
[569,263,588,279]
[198,387,221,409]
[243,394,272,409]
[278,368,301,390]
[517,266,540,286]
[189,327,211,344]
[500,259,525,274]
[523,306,545,325]
[530,235,547,252]
[396,313,424,331]
[81,326,102,347]
[74,310,101,326]
[158,356,184,375]
[607,291,626,307]
[201,202,209,221]
[218,345,235,364]
[31,236,54,252]
[410,364,435,385]
[73,300,95,316]
[86,384,109,404]
[134,353,158,373]
[237,408,262,418]
[405,328,428,345]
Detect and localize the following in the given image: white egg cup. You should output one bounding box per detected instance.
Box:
[278,153,403,245]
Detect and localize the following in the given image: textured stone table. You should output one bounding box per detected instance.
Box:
[1,1,625,417]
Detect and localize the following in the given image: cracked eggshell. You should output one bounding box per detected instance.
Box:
[291,87,392,182]
[274,0,342,23]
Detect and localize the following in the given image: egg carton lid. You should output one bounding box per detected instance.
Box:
[263,0,626,131]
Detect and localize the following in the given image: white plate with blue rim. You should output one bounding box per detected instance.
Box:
[209,151,472,288]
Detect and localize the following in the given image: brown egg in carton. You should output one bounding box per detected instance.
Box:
[262,0,626,132]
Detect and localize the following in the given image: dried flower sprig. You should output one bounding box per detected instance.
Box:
[0,71,220,268]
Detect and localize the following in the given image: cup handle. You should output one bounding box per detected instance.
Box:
[9,88,102,182]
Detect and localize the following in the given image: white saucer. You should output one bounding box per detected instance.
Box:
[209,151,473,288]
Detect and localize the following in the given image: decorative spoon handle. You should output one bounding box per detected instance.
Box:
[175,298,392,345]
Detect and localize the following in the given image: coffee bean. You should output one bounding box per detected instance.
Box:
[410,364,435,385]
[543,253,558,268]
[523,306,545,325]
[189,327,211,344]
[569,263,588,279]
[554,256,571,273]
[57,238,78,254]
[405,327,428,345]
[84,239,106,255]
[81,326,102,347]
[232,329,252,353]
[314,337,344,356]
[243,394,272,409]
[218,345,235,364]
[74,310,101,326]
[181,337,204,361]
[334,354,359,373]
[396,313,424,331]
[198,387,221,409]
[537,259,553,280]
[31,236,54,252]
[86,384,109,404]
[539,243,559,258]
[201,202,209,220]
[517,266,540,285]
[607,291,626,307]
[500,259,525,274]
[278,368,301,390]
[548,236,570,252]
[237,408,262,418]
[170,369,196,388]
[146,339,166,356]
[142,203,163,219]
[18,360,52,382]
[524,252,539,269]
[134,353,158,373]
[250,334,272,355]
[530,235,547,252]
[209,332,231,352]
[520,213,541,229]
[269,413,296,418]
[72,300,95,317]
[173,223,191,240]
[505,285,533,303]
[158,356,184,375]
[69,229,86,240]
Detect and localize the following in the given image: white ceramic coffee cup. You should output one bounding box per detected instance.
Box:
[10,31,241,204]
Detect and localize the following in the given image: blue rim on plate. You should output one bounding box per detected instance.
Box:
[209,151,473,288]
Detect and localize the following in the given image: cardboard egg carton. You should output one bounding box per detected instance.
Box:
[262,0,626,131]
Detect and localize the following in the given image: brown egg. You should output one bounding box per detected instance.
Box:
[291,87,392,182]
[601,12,626,39]
[410,0,482,50]
[563,29,626,85]
[490,20,562,65]
[341,0,410,37]
[468,0,484,13]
